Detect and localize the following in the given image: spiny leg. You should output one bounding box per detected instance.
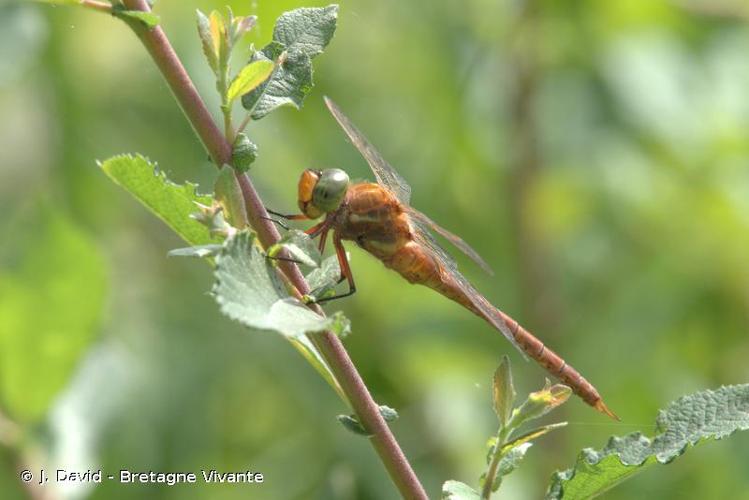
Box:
[260,215,291,231]
[313,233,357,304]
[266,208,309,221]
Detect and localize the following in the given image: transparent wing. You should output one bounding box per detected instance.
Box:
[407,207,494,276]
[409,217,525,356]
[324,96,412,204]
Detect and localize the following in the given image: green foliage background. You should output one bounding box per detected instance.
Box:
[1,0,749,498]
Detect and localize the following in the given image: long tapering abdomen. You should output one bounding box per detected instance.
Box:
[380,241,616,419]
[437,276,617,419]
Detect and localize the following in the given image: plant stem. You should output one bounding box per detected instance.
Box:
[481,426,511,499]
[118,2,427,498]
[80,0,112,13]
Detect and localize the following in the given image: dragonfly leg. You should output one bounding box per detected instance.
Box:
[266,208,310,221]
[260,215,291,231]
[314,232,356,304]
[318,228,329,253]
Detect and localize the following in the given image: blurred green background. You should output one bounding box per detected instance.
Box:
[1,0,749,498]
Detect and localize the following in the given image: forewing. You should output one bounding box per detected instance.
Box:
[407,207,494,275]
[409,217,525,356]
[324,97,412,204]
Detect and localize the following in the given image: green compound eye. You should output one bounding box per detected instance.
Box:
[312,168,350,213]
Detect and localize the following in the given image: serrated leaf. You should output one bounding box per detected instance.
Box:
[546,384,749,500]
[167,244,223,259]
[0,204,106,423]
[213,231,346,338]
[271,5,338,58]
[99,154,219,246]
[493,355,515,428]
[269,229,321,268]
[197,9,218,73]
[227,60,274,104]
[213,166,248,229]
[442,480,480,500]
[498,442,532,477]
[241,5,338,119]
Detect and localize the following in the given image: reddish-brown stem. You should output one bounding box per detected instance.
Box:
[118,1,427,498]
[80,0,112,13]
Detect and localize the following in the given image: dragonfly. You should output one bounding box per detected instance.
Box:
[269,97,616,419]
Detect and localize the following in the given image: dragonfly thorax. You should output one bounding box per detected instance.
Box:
[297,168,350,219]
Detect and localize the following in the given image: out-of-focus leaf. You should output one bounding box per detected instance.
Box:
[513,382,571,426]
[337,414,370,436]
[493,355,515,428]
[378,405,399,422]
[226,60,274,104]
[112,7,160,29]
[0,205,106,423]
[33,0,80,4]
[213,231,347,337]
[167,244,223,259]
[336,405,398,437]
[98,154,219,246]
[241,5,338,119]
[442,480,480,500]
[209,10,225,58]
[213,166,248,229]
[268,229,321,268]
[503,422,567,452]
[546,385,749,500]
[196,9,218,73]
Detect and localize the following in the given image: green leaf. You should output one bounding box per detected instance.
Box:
[336,405,398,436]
[270,5,339,58]
[268,229,321,268]
[213,166,248,229]
[213,231,346,337]
[379,405,399,422]
[98,154,219,246]
[196,9,218,73]
[226,60,275,104]
[498,442,532,478]
[241,5,338,119]
[231,133,258,173]
[112,7,160,29]
[546,384,749,500]
[167,244,223,259]
[442,480,480,500]
[306,254,341,298]
[0,204,107,423]
[493,355,515,428]
[337,414,371,436]
[503,422,568,452]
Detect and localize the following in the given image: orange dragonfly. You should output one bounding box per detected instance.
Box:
[269,97,616,419]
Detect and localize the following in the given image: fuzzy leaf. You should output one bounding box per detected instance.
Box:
[196,9,218,73]
[493,355,515,428]
[99,154,219,246]
[167,244,223,259]
[241,5,338,119]
[442,480,480,500]
[546,384,749,499]
[0,205,106,423]
[306,254,341,298]
[213,231,347,338]
[227,59,274,103]
[268,229,321,268]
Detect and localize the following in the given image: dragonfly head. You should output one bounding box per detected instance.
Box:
[297,168,350,219]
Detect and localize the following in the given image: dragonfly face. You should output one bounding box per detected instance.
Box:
[297,168,350,219]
